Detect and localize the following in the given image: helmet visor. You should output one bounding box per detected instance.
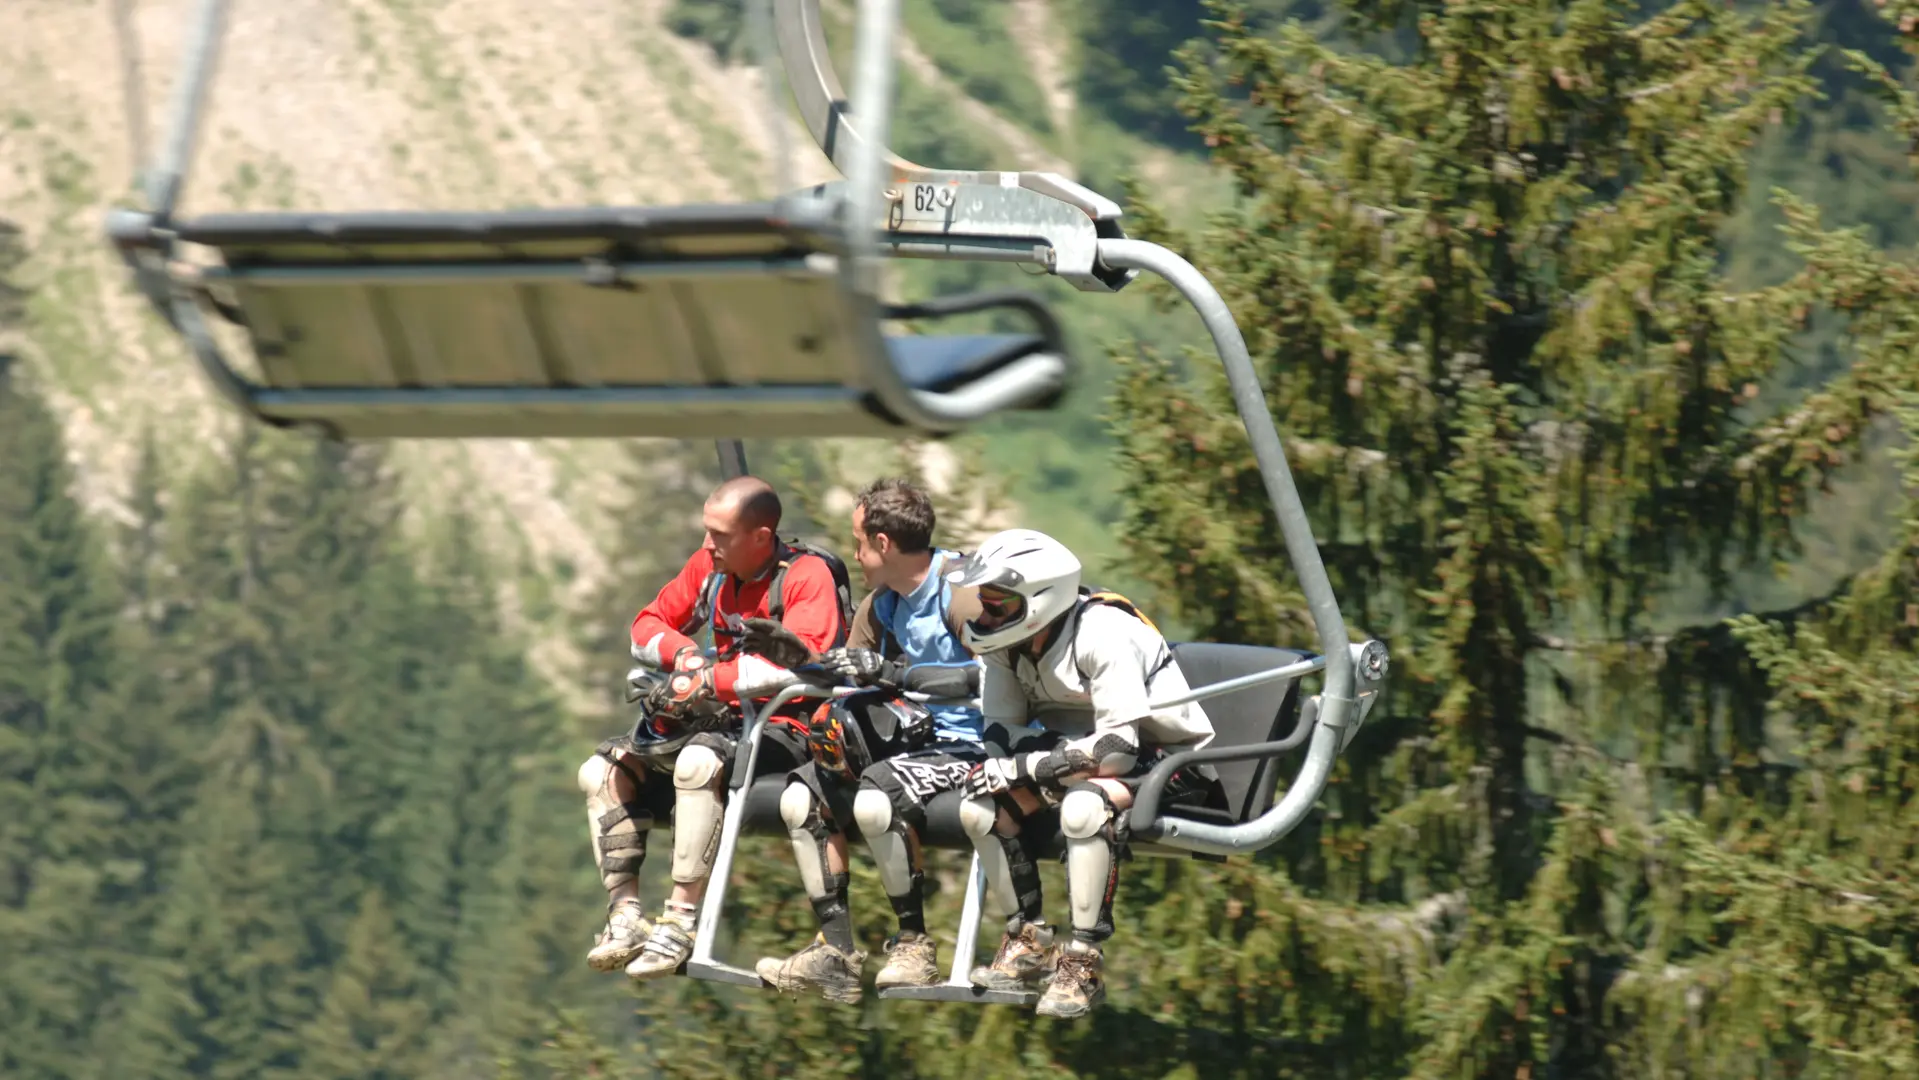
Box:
[946,553,1030,632]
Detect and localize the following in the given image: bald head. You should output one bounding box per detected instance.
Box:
[708,475,782,531]
[701,476,783,578]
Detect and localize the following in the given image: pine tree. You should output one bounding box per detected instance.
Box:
[1086,0,1919,1076]
[0,356,136,1079]
[109,428,338,1080]
[298,890,434,1080]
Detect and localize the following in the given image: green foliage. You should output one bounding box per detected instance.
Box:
[1087,0,1919,1074]
[0,356,132,1080]
[900,0,1054,134]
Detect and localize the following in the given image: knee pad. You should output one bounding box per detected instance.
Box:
[578,753,612,796]
[580,752,653,892]
[672,744,723,791]
[778,780,844,904]
[853,786,894,837]
[959,797,1042,923]
[668,747,726,885]
[958,796,999,840]
[1060,786,1116,840]
[855,785,919,900]
[780,781,816,833]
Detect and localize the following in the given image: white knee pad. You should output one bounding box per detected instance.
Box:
[672,744,723,790]
[578,753,613,796]
[958,796,999,840]
[1060,787,1113,839]
[853,787,893,836]
[780,781,815,832]
[669,746,725,885]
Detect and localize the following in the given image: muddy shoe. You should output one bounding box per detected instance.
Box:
[625,904,696,981]
[968,917,1057,992]
[874,930,941,989]
[586,898,654,972]
[1035,940,1106,1019]
[754,935,869,1004]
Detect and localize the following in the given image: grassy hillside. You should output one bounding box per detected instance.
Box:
[2,0,1205,663]
[7,0,1912,655]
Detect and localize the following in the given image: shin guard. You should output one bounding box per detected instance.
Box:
[780,780,853,950]
[959,795,1043,924]
[854,785,923,933]
[580,754,652,893]
[1059,784,1124,945]
[669,744,725,884]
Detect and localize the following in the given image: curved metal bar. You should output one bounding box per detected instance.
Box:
[1093,238,1363,855]
[1097,240,1358,741]
[774,0,931,183]
[1126,709,1320,834]
[883,288,1067,348]
[693,680,847,972]
[906,353,1069,422]
[1148,723,1346,857]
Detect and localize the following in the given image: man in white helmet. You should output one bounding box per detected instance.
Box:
[945,528,1226,1019]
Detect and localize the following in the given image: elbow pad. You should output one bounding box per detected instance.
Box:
[901,662,980,700]
[1036,732,1138,787]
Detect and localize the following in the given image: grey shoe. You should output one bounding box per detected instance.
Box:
[754,935,869,1004]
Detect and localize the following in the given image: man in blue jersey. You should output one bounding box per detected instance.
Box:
[752,477,990,1003]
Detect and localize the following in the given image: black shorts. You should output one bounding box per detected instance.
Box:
[1001,728,1227,812]
[786,739,988,831]
[598,710,813,823]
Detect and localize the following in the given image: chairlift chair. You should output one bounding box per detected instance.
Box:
[106,0,1394,1007]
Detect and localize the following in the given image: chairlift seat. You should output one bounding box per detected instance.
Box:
[122,202,1074,441]
[737,642,1314,859]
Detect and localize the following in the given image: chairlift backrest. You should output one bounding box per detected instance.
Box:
[1168,641,1315,823]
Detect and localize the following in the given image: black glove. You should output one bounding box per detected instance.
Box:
[821,646,903,688]
[736,616,816,670]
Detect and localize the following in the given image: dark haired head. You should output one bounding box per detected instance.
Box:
[854,476,935,554]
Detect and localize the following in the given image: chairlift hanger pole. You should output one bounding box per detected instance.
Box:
[780,0,1374,848]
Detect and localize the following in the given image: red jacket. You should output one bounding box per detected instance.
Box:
[630,545,844,704]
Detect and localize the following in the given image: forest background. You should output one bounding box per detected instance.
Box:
[5,0,1919,1077]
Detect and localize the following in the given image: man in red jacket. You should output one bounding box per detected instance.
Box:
[578,475,847,981]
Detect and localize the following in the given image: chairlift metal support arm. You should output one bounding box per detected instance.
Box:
[772,0,1126,231]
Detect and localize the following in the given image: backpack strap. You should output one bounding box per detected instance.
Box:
[768,539,854,651]
[679,570,727,641]
[874,587,901,660]
[1069,589,1175,689]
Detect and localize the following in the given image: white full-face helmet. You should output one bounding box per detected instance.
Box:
[944,528,1082,654]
